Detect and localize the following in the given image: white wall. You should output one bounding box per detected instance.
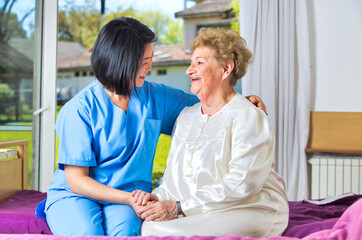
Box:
[308,0,362,112]
[148,65,192,93]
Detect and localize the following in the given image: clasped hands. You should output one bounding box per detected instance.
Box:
[131,190,178,222]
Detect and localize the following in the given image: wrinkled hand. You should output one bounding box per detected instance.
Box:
[132,190,159,206]
[137,200,178,222]
[246,95,268,115]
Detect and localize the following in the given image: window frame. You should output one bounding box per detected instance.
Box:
[32,0,57,191]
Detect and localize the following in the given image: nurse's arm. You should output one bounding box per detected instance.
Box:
[64,164,142,213]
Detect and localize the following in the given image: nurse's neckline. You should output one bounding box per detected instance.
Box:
[104,88,130,113]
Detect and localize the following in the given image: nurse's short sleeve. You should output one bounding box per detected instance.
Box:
[161,85,198,135]
[55,101,96,169]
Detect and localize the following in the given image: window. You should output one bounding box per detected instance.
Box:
[157,69,167,75]
[0,0,37,188]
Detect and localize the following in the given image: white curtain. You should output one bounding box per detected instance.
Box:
[239,0,311,201]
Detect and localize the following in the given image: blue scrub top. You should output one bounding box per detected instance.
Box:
[45,80,198,210]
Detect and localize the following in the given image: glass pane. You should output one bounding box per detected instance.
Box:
[0,0,36,188]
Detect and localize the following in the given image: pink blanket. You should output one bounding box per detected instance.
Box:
[1,193,361,240]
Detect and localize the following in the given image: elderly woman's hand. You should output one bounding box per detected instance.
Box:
[246,95,268,115]
[137,200,178,222]
[132,190,159,206]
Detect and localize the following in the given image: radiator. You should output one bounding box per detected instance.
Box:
[308,153,362,199]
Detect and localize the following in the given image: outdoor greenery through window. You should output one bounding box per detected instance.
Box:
[0,0,36,187]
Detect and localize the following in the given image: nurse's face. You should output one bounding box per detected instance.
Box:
[135,43,154,87]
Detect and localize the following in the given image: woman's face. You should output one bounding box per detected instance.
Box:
[136,43,154,87]
[186,46,225,100]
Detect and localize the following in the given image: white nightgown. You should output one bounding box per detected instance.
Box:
[141,93,289,237]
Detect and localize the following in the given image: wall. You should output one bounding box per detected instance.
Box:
[308,0,362,112]
[183,16,221,50]
[148,65,192,93]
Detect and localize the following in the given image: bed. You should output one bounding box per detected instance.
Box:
[1,139,362,240]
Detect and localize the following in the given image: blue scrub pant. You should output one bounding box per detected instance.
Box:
[45,196,142,236]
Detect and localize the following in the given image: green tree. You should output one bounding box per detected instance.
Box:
[159,19,183,45]
[0,0,31,42]
[103,8,138,26]
[138,11,170,45]
[58,3,101,49]
[231,0,240,34]
[0,83,14,120]
[58,2,182,49]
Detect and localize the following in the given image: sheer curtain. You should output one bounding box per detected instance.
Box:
[239,0,311,200]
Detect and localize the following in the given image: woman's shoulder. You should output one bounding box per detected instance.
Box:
[59,80,103,114]
[224,93,270,129]
[231,93,255,108]
[230,93,265,115]
[181,102,201,115]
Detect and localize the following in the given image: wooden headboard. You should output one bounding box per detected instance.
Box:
[306,111,362,154]
[0,139,28,201]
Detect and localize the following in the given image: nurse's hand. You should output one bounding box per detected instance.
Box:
[130,200,154,218]
[246,95,268,115]
[137,200,177,222]
[132,190,158,206]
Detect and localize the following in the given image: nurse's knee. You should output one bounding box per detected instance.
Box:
[110,213,142,236]
[46,197,105,236]
[47,214,105,236]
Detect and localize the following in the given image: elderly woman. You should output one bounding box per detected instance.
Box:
[133,28,289,237]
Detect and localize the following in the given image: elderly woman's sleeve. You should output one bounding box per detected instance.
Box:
[181,107,275,216]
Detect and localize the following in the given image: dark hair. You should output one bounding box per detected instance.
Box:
[91,17,157,96]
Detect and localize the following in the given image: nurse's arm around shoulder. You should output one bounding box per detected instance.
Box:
[64,165,143,214]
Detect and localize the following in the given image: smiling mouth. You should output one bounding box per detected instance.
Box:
[190,77,200,82]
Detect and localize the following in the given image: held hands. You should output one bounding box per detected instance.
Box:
[246,95,268,115]
[137,200,178,222]
[132,190,159,206]
[131,190,177,221]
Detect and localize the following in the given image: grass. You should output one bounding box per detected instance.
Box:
[152,134,171,188]
[0,130,171,190]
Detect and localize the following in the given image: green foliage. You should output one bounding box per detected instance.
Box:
[0,84,14,120]
[0,0,32,42]
[152,134,171,188]
[137,11,170,45]
[57,3,183,49]
[58,3,102,49]
[231,0,240,34]
[0,83,14,101]
[159,20,183,45]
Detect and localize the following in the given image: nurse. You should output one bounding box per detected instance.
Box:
[36,17,266,236]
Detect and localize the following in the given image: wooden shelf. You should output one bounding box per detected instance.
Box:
[306,111,362,154]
